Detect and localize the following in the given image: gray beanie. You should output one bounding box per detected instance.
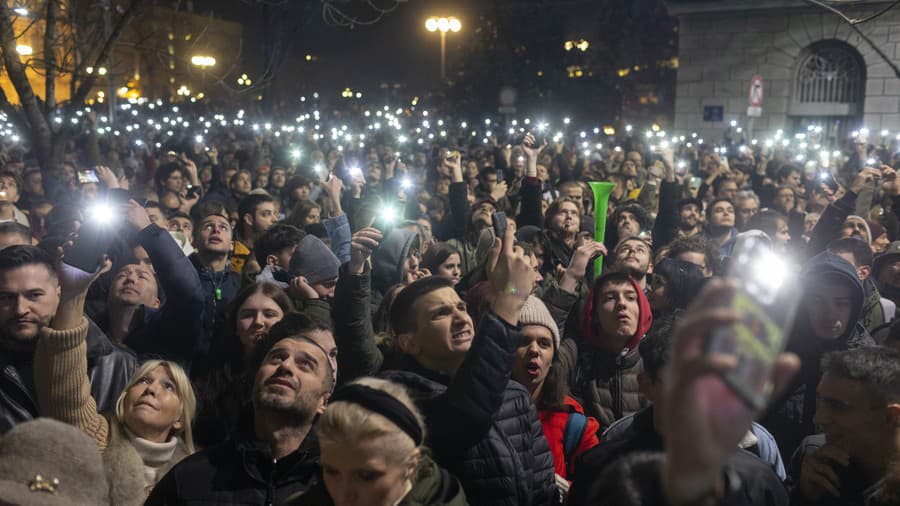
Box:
[518,296,560,348]
[0,418,109,505]
[288,235,340,284]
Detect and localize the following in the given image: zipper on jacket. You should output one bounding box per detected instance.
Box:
[614,351,626,420]
[265,457,276,506]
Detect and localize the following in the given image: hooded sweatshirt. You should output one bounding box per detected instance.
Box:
[371,228,417,307]
[558,277,654,427]
[762,251,875,461]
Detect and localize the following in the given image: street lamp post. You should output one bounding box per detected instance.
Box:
[425,16,461,81]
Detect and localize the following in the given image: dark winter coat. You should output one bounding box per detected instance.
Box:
[0,318,135,434]
[761,252,876,461]
[787,434,869,506]
[146,416,321,505]
[120,224,206,364]
[557,278,654,427]
[380,312,556,506]
[189,252,241,355]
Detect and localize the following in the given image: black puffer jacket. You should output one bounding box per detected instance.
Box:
[380,312,556,506]
[0,318,135,434]
[761,252,876,461]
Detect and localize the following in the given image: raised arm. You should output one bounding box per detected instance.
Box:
[425,224,535,450]
[123,200,205,362]
[333,227,385,383]
[517,132,548,228]
[34,258,112,450]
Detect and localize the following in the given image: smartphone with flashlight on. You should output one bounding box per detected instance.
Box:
[78,169,99,184]
[704,236,800,410]
[185,185,201,199]
[63,189,131,272]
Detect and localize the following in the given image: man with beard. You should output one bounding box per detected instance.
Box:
[0,245,135,433]
[612,203,651,247]
[650,152,703,248]
[147,313,335,503]
[613,237,653,291]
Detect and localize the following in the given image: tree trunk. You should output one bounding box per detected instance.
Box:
[44,0,59,113]
[0,3,54,169]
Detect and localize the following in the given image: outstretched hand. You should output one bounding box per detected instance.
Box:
[487,220,533,325]
[661,279,800,504]
[349,227,383,275]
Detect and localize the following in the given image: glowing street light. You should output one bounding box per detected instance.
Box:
[425,16,461,81]
[15,45,32,56]
[13,7,28,16]
[190,55,216,68]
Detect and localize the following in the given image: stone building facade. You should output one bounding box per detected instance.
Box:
[667,0,900,141]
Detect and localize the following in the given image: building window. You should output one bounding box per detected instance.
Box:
[795,41,863,104]
[790,40,865,119]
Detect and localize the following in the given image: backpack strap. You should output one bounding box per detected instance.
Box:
[562,411,588,477]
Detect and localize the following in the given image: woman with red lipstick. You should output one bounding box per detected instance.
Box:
[511,295,600,498]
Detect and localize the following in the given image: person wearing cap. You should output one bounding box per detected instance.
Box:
[558,271,654,427]
[870,220,890,254]
[806,165,882,258]
[511,296,600,498]
[875,241,900,312]
[0,418,109,505]
[286,234,340,323]
[371,228,422,308]
[148,313,335,504]
[829,237,897,335]
[296,377,468,505]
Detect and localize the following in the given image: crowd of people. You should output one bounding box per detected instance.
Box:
[0,97,898,506]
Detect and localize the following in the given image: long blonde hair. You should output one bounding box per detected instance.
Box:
[115,360,197,453]
[317,377,424,465]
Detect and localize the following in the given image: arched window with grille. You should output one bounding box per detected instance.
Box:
[790,40,865,117]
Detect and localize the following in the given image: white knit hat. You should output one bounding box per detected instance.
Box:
[518,296,560,348]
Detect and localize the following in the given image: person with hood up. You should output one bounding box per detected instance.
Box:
[371,228,422,308]
[557,271,654,427]
[446,198,498,279]
[761,251,876,461]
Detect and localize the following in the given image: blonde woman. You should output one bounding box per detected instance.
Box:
[34,259,195,505]
[295,377,467,506]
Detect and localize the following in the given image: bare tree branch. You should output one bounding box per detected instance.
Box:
[72,0,146,103]
[44,0,59,112]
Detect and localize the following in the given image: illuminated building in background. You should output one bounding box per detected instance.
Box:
[0,2,242,105]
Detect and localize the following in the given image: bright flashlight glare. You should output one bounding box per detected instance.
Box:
[349,167,363,178]
[87,203,116,225]
[867,158,877,166]
[381,205,398,224]
[291,149,301,159]
[194,135,203,144]
[401,177,413,190]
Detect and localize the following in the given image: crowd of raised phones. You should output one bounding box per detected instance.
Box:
[0,99,898,505]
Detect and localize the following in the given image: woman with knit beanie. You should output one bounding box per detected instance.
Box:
[510,295,600,500]
[34,259,195,505]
